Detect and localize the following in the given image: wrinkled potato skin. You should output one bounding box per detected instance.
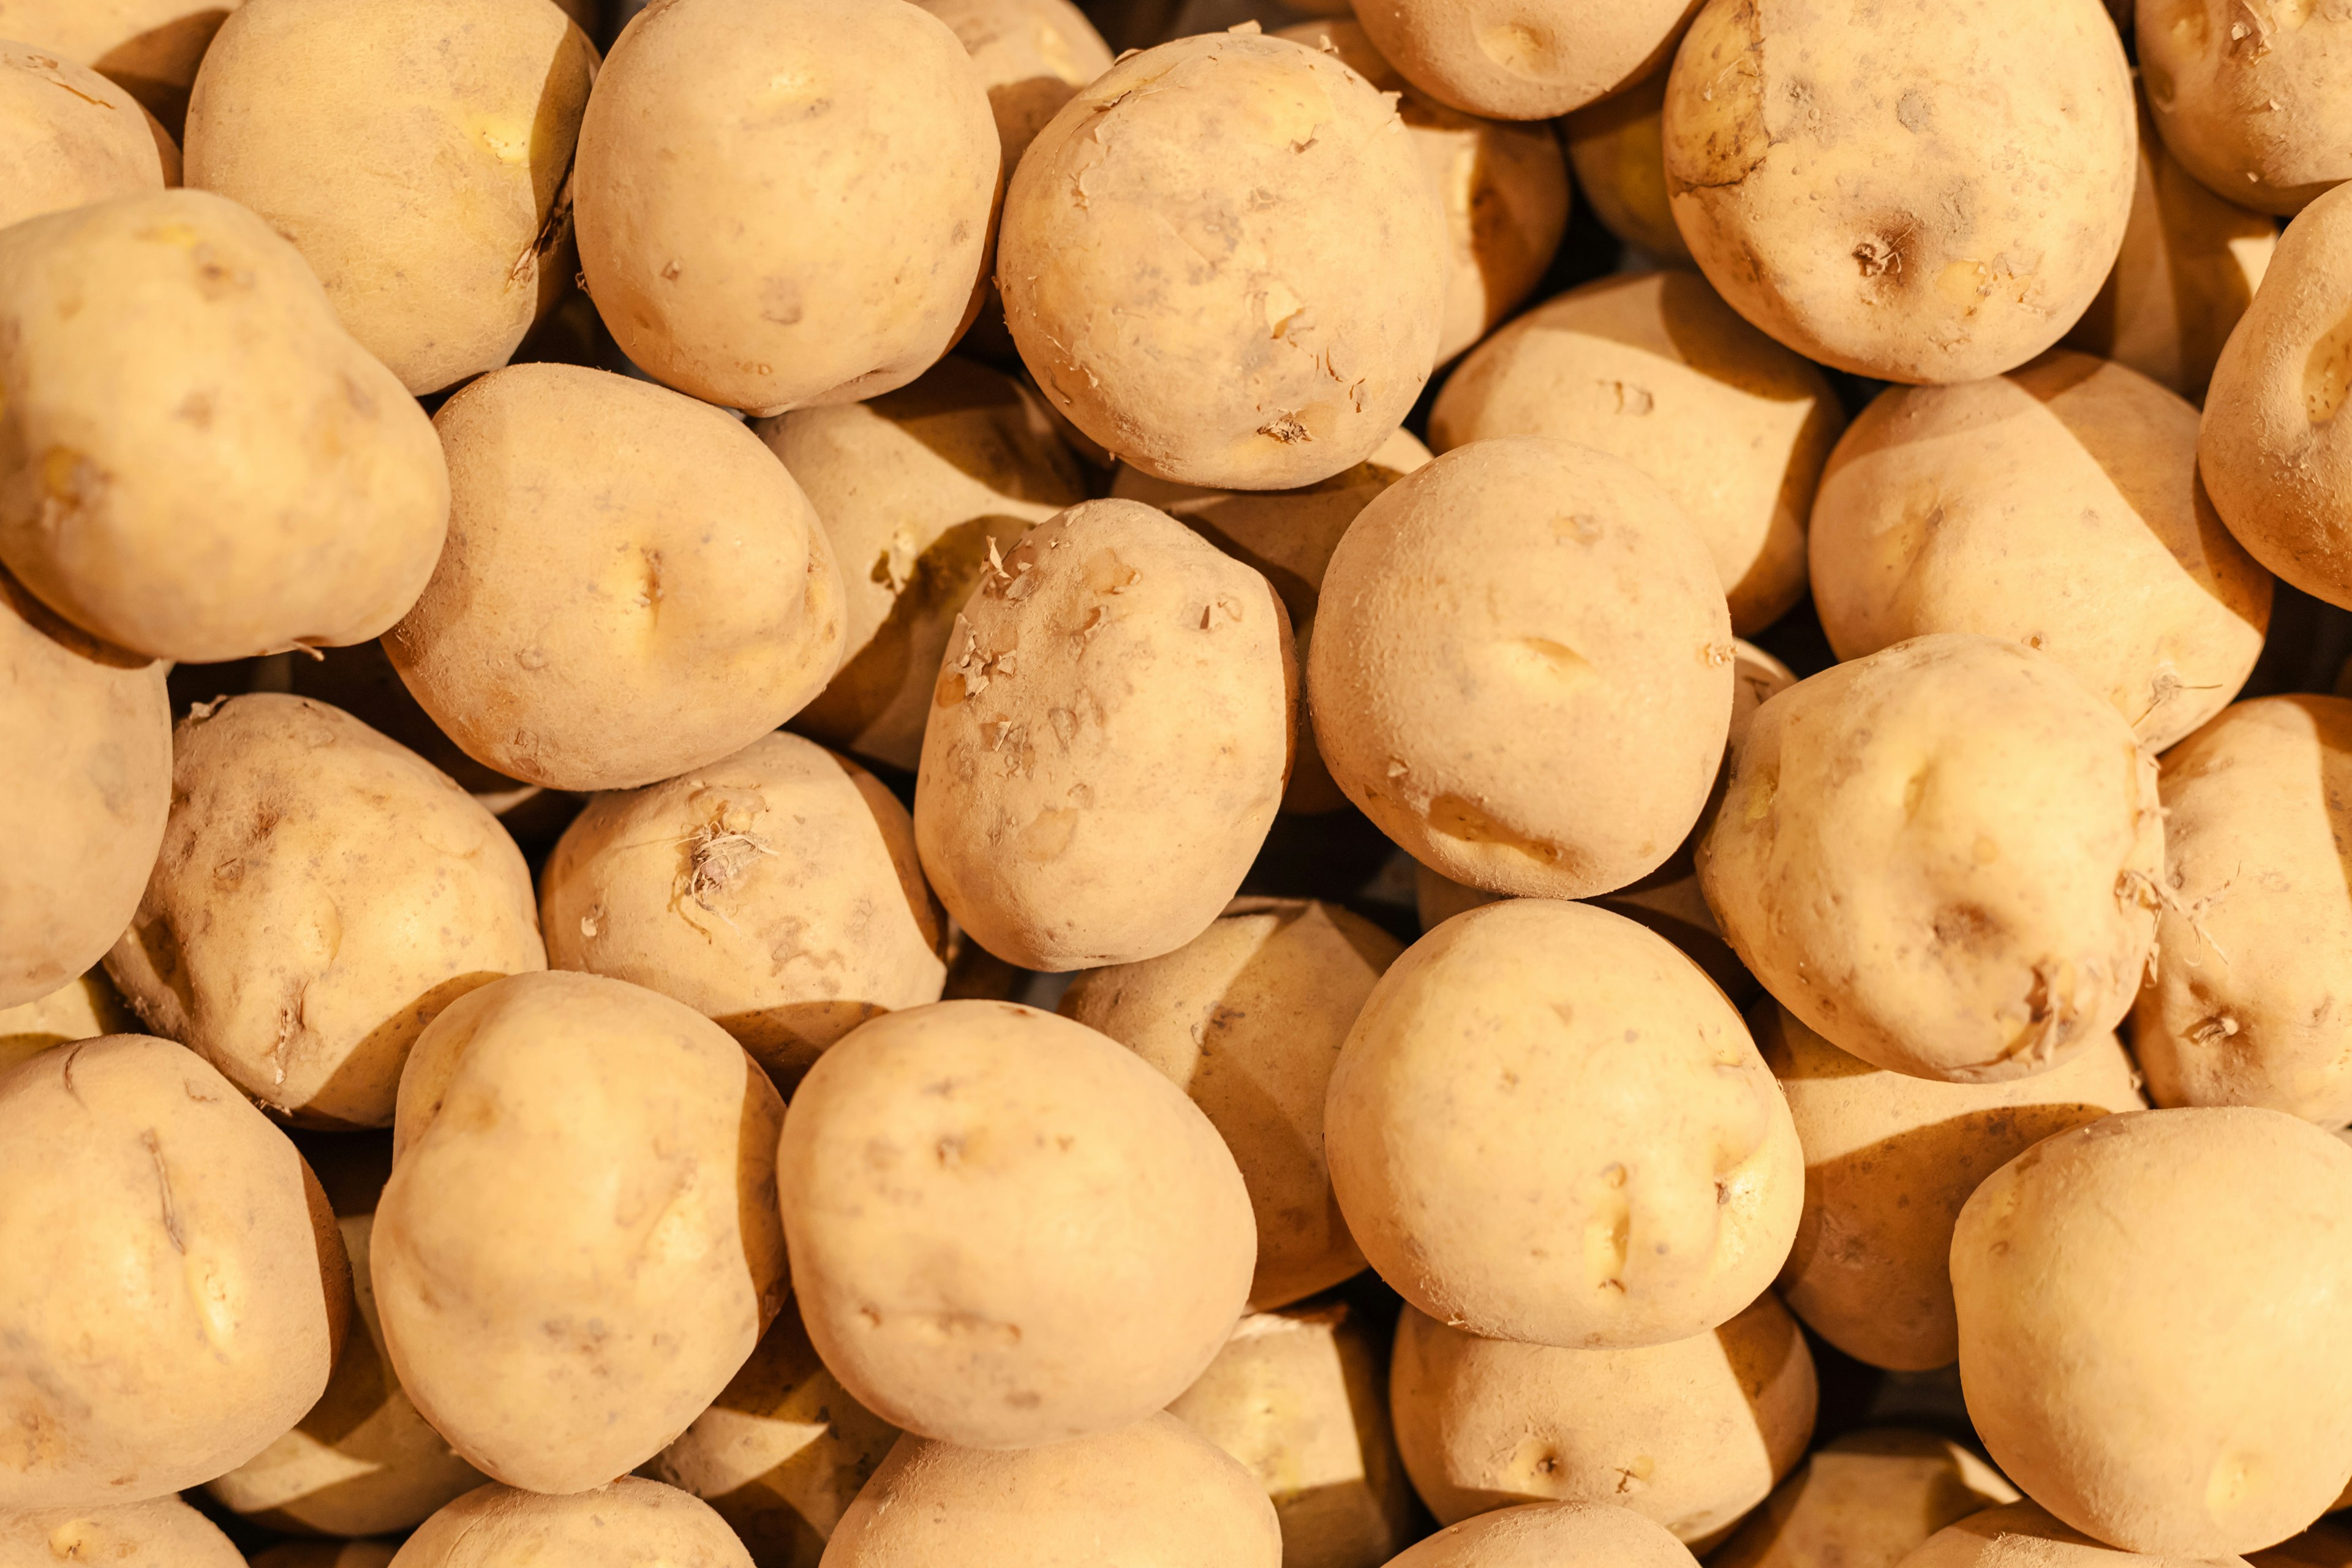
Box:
[0,43,167,229]
[184,0,598,396]
[1711,1428,2019,1568]
[0,189,449,663]
[1662,0,2136,384]
[1,1496,247,1567]
[1904,1501,2253,1568]
[1700,635,2163,1083]
[1565,67,1692,265]
[2137,0,2352,217]
[0,0,244,129]
[1391,1503,1705,1568]
[1351,0,1698,120]
[914,0,1113,170]
[391,1479,755,1568]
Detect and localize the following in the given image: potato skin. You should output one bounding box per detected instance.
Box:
[1902,1501,2253,1568]
[1350,0,1697,120]
[1564,67,1691,266]
[1711,1429,2019,1568]
[0,42,166,229]
[913,0,1114,171]
[1387,1502,1705,1568]
[2137,0,2352,217]
[0,1496,247,1567]
[0,969,135,1076]
[391,1479,755,1568]
[0,189,449,663]
[0,0,244,129]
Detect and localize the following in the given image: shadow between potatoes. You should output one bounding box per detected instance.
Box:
[94,10,231,134]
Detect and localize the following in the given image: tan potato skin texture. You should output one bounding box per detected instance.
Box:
[1902,1502,2253,1568]
[2133,697,2352,1128]
[1809,352,2272,755]
[104,694,546,1129]
[1565,67,1694,266]
[998,31,1448,491]
[1350,0,1697,120]
[0,189,449,663]
[1326,900,1803,1350]
[1430,273,1843,635]
[2199,182,2352,608]
[1310,436,1733,900]
[1389,1502,1705,1568]
[1712,1428,2021,1568]
[1662,0,2136,385]
[386,363,845,793]
[1699,634,2164,1083]
[913,0,1114,171]
[913,499,1294,971]
[776,1001,1256,1450]
[1061,899,1404,1311]
[0,970,135,1076]
[184,0,598,396]
[0,43,165,230]
[0,1035,347,1509]
[820,1414,1283,1568]
[2137,0,2352,217]
[0,1496,247,1567]
[1390,1295,1817,1540]
[1954,1109,2352,1557]
[540,732,946,1091]
[372,971,788,1495]
[575,0,998,417]
[0,0,243,129]
[390,1479,755,1568]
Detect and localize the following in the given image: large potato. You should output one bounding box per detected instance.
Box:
[912,499,1294,970]
[372,971,788,1494]
[998,30,1448,490]
[1563,67,1690,266]
[1349,0,1694,120]
[1809,352,2272,753]
[0,1035,349,1507]
[913,0,1113,172]
[777,1001,1254,1449]
[2137,0,2352,217]
[1902,1502,2253,1568]
[0,969,134,1076]
[0,0,243,128]
[386,363,844,793]
[1389,1502,1705,1568]
[0,189,448,663]
[392,1479,755,1568]
[1699,635,2163,1082]
[1662,0,2136,384]
[1712,1429,2020,1568]
[0,1496,246,1567]
[0,42,168,230]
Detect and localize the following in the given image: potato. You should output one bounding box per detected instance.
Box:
[777,1000,1254,1449]
[1762,1004,2143,1371]
[372,971,788,1494]
[0,42,168,229]
[0,189,449,663]
[0,1496,246,1567]
[912,499,1294,970]
[575,0,997,415]
[0,572,170,1010]
[1272,19,1569,364]
[1061,899,1401,1310]
[1808,352,2272,753]
[1712,1429,2020,1568]
[1902,1502,2254,1568]
[392,1479,755,1568]
[758,357,1085,773]
[1699,634,2163,1082]
[1387,1502,1705,1568]
[1327,899,1801,1349]
[0,0,242,129]
[913,0,1113,172]
[1953,1109,2352,1556]
[1429,273,1843,635]
[998,29,1448,491]
[0,969,135,1077]
[2137,0,2352,217]
[183,0,598,395]
[385,362,845,793]
[1349,0,1694,119]
[820,1413,1282,1567]
[1564,67,1691,266]
[1310,437,1732,900]
[1390,1294,1817,1541]
[540,731,946,1091]
[1662,0,2136,384]
[256,1546,400,1568]
[0,1034,349,1507]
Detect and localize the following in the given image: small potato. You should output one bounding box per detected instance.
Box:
[2136,0,2352,217]
[1349,0,1694,119]
[0,968,134,1076]
[0,1035,349,1507]
[1326,900,1801,1349]
[104,694,546,1129]
[1061,899,1402,1310]
[759,358,1085,773]
[777,1001,1254,1449]
[392,1479,755,1568]
[1390,1294,1817,1541]
[184,0,598,395]
[0,0,243,129]
[575,0,997,415]
[820,1414,1282,1567]
[1564,67,1691,266]
[1662,0,2136,384]
[0,189,449,663]
[0,42,167,229]
[0,1496,246,1567]
[1699,635,2163,1083]
[998,31,1448,490]
[1310,437,1732,900]
[1809,352,2272,753]
[1953,1109,2352,1556]
[1387,1502,1705,1568]
[1430,273,1843,634]
[912,499,1294,971]
[372,972,788,1494]
[386,363,845,793]
[1712,1428,2020,1568]
[913,0,1114,170]
[1903,1502,2253,1568]
[541,731,946,1090]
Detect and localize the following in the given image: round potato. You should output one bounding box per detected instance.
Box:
[1,1496,246,1567]
[0,42,167,230]
[0,189,448,663]
[1310,437,1733,900]
[1809,352,2272,753]
[1564,67,1691,266]
[912,499,1294,971]
[914,0,1113,171]
[2137,0,2352,217]
[1390,1294,1817,1540]
[998,29,1447,490]
[1327,899,1801,1349]
[777,1000,1254,1449]
[392,1479,755,1568]
[1430,273,1843,634]
[0,968,135,1077]
[0,0,243,128]
[1662,0,2136,384]
[385,362,845,793]
[1712,1428,2020,1568]
[372,971,788,1494]
[575,0,997,415]
[1349,0,1694,120]
[1699,634,2163,1082]
[0,1035,349,1507]
[1904,1502,2255,1568]
[1387,1502,1705,1568]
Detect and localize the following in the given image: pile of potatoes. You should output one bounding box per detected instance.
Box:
[6,0,2352,1564]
